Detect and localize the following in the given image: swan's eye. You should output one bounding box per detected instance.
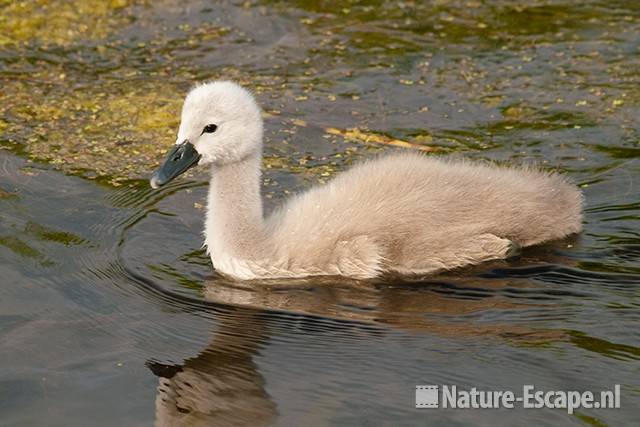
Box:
[202,124,218,134]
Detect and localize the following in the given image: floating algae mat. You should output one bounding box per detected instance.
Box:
[1,0,636,186]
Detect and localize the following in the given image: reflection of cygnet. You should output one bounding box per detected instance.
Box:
[149,321,276,427]
[151,81,583,281]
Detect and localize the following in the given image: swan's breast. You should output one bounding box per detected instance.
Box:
[211,254,261,280]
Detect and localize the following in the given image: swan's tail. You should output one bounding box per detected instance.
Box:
[517,171,584,247]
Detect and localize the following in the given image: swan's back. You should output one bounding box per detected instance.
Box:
[266,153,582,276]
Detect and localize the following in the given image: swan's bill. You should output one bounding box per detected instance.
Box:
[150,140,201,189]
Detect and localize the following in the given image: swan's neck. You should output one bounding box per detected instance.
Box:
[204,154,266,259]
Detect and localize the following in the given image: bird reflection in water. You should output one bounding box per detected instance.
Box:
[147,253,574,426]
[148,310,276,427]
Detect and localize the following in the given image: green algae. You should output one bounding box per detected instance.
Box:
[0,0,638,187]
[148,262,203,291]
[0,186,19,200]
[0,0,135,46]
[25,221,90,246]
[0,234,54,267]
[592,145,640,159]
[574,413,609,427]
[568,330,640,361]
[1,77,184,184]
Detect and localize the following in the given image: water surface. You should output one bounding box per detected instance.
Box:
[1,1,639,426]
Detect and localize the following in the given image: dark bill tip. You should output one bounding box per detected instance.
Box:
[150,141,201,189]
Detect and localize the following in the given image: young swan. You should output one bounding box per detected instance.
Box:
[150,81,583,280]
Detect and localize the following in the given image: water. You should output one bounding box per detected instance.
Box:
[1,1,639,426]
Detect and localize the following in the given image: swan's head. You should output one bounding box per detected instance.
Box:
[150,81,263,188]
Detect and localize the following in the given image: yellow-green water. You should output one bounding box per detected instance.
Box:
[0,1,638,425]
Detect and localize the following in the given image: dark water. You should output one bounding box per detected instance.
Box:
[1,1,640,426]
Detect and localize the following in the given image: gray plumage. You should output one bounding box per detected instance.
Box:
[151,81,583,280]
